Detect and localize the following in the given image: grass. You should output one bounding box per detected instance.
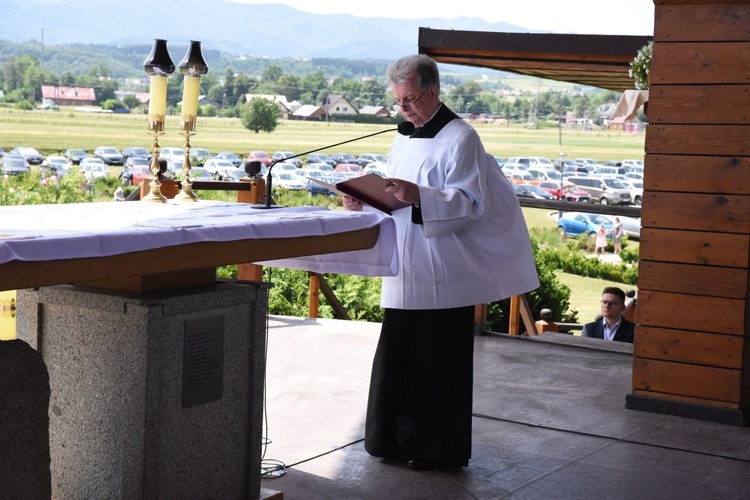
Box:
[0,106,646,165]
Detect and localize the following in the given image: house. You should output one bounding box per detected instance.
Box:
[358,105,391,118]
[41,86,96,106]
[291,105,326,121]
[177,95,222,110]
[323,95,358,117]
[243,94,292,119]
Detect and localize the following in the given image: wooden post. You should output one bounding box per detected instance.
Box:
[626,0,750,425]
[237,178,265,282]
[474,304,487,335]
[509,296,520,335]
[308,273,320,318]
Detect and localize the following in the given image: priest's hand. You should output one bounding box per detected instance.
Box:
[385,178,420,205]
[342,195,363,211]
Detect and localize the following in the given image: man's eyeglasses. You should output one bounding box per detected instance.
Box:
[601,300,621,307]
[392,86,429,113]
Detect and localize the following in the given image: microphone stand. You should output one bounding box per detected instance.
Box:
[253,124,413,209]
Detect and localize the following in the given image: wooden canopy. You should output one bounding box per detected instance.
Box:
[417,28,652,92]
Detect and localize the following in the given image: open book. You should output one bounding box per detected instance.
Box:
[308,173,411,215]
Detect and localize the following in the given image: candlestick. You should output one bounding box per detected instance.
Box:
[173,41,209,203]
[142,39,175,203]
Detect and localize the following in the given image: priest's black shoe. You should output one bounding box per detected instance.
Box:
[407,459,441,471]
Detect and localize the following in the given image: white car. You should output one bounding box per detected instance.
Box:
[271,172,305,190]
[203,159,236,178]
[159,147,186,164]
[621,179,643,205]
[364,161,388,176]
[80,158,108,180]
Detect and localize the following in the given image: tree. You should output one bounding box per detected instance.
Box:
[262,64,284,83]
[241,97,279,133]
[122,94,141,110]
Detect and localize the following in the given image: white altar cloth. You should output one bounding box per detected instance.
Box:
[0,202,398,277]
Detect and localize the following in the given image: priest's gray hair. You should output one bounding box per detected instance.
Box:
[386,54,440,93]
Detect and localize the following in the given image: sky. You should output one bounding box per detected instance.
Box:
[231,0,655,36]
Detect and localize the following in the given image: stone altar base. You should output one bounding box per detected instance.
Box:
[16,280,269,499]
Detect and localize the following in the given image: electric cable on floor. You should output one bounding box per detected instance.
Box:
[258,266,289,478]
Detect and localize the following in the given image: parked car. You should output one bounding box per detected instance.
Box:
[567,176,632,205]
[356,153,386,166]
[222,169,249,182]
[557,212,614,238]
[130,165,154,186]
[187,167,213,181]
[526,156,556,170]
[306,153,336,167]
[537,181,592,202]
[513,183,555,200]
[10,147,43,165]
[248,150,272,167]
[214,152,242,168]
[159,147,185,164]
[80,158,108,180]
[121,157,152,185]
[307,162,335,173]
[41,155,69,177]
[203,159,236,179]
[121,146,152,162]
[364,161,387,176]
[621,179,643,205]
[1,154,30,176]
[271,171,305,190]
[509,171,538,185]
[64,148,88,165]
[617,215,641,239]
[189,148,211,166]
[493,156,505,168]
[93,146,124,166]
[621,159,644,170]
[573,158,602,169]
[331,152,363,165]
[334,163,365,179]
[272,151,302,167]
[528,168,561,182]
[306,171,340,196]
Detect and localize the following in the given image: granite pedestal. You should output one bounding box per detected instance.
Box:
[16,280,269,499]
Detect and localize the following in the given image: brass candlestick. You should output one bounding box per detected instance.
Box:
[142,39,175,203]
[142,131,168,203]
[173,41,208,203]
[174,130,199,202]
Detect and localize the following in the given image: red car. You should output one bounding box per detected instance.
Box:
[131,165,153,186]
[334,163,365,179]
[247,150,272,167]
[537,181,591,202]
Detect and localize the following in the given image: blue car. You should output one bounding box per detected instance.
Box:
[557,212,613,238]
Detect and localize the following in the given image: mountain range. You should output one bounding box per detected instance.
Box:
[3,0,535,60]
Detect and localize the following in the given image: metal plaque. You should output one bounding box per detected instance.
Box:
[182,316,224,409]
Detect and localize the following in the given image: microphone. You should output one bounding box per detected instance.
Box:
[253,121,416,209]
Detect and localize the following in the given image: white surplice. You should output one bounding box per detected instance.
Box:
[381,118,540,310]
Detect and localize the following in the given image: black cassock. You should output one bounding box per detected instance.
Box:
[364,306,474,466]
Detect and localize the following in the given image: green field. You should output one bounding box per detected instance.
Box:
[0,106,645,165]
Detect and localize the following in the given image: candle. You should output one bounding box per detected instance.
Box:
[148,74,168,124]
[181,74,200,130]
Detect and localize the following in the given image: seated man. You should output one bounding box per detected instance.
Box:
[582,286,635,343]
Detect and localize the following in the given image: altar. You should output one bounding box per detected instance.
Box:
[1,201,396,499]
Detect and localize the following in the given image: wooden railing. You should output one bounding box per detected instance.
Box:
[137,178,642,335]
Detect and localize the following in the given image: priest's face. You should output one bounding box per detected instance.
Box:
[392,75,439,128]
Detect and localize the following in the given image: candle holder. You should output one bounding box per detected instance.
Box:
[173,41,208,203]
[142,39,175,203]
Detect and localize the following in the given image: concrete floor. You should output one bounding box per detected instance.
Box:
[260,316,750,500]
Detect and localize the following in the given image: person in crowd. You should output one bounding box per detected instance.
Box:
[612,217,624,255]
[595,224,608,254]
[581,286,635,343]
[343,54,539,471]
